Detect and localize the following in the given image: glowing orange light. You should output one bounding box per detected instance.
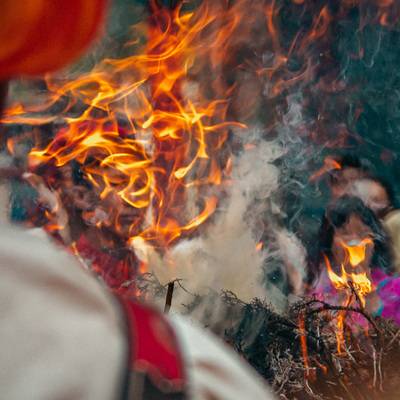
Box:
[256,242,263,252]
[3,1,254,267]
[340,238,373,267]
[309,156,342,182]
[299,313,311,376]
[4,0,394,276]
[323,235,373,353]
[336,310,345,354]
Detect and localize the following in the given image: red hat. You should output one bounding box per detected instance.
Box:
[0,0,108,79]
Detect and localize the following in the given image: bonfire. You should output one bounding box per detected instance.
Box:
[2,1,400,399]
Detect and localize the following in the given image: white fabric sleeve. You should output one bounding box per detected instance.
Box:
[0,225,127,400]
[0,223,275,400]
[169,314,275,400]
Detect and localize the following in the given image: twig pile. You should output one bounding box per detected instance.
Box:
[133,274,400,399]
[223,296,400,400]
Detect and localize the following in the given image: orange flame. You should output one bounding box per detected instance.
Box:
[309,156,342,182]
[340,237,373,267]
[298,312,311,377]
[336,310,346,354]
[4,1,254,256]
[323,236,373,353]
[3,0,396,269]
[324,252,372,309]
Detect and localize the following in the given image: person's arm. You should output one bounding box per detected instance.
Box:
[0,222,275,400]
[0,224,126,400]
[171,315,274,400]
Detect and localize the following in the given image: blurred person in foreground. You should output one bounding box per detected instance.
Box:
[0,1,273,399]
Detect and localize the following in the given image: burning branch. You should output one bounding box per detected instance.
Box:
[305,298,381,337]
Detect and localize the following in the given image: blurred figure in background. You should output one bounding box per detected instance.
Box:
[348,175,400,273]
[326,154,373,200]
[307,196,400,325]
[318,153,400,273]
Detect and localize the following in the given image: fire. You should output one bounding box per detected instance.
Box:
[326,260,372,308]
[309,156,342,182]
[3,1,253,257]
[341,237,373,267]
[323,237,373,353]
[298,312,311,378]
[2,0,396,277]
[336,310,346,354]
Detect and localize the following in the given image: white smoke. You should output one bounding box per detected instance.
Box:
[130,91,313,318]
[275,228,307,297]
[132,135,288,311]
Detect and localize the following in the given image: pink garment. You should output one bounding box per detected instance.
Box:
[310,267,400,326]
[371,269,400,325]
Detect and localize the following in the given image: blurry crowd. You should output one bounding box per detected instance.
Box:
[3,139,400,325]
[3,121,400,400]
